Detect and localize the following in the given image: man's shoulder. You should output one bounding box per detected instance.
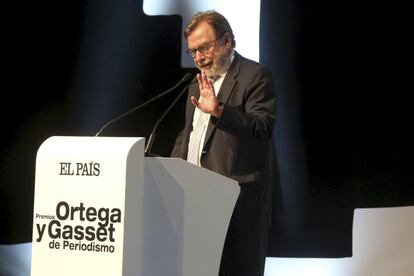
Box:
[235,52,273,78]
[236,52,267,70]
[236,52,262,67]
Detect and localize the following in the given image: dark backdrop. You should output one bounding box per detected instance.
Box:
[1,0,412,258]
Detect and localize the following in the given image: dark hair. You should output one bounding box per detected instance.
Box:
[184,10,236,48]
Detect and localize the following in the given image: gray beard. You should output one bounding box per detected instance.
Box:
[201,50,233,78]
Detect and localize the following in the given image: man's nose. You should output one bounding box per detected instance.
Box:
[194,51,204,63]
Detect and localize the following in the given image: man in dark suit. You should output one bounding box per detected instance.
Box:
[171,10,278,276]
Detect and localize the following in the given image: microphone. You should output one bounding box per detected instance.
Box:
[145,78,193,155]
[95,73,193,137]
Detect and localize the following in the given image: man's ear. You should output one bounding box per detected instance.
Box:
[224,32,232,48]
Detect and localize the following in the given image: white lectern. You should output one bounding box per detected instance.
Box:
[31,136,239,276]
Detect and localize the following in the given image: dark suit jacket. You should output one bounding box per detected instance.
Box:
[171,52,279,224]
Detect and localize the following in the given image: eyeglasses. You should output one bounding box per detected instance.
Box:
[185,39,217,58]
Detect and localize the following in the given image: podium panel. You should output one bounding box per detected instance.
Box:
[31,136,239,276]
[31,136,144,276]
[142,158,239,276]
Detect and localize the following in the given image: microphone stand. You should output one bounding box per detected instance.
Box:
[144,85,189,155]
[95,73,193,136]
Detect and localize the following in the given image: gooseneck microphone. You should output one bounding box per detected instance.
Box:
[145,80,193,155]
[95,73,193,137]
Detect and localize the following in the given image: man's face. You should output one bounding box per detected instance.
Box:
[186,21,232,77]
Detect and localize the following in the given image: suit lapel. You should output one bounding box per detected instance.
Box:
[202,52,242,149]
[186,83,199,123]
[178,82,199,158]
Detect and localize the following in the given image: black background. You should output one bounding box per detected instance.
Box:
[1,0,412,258]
